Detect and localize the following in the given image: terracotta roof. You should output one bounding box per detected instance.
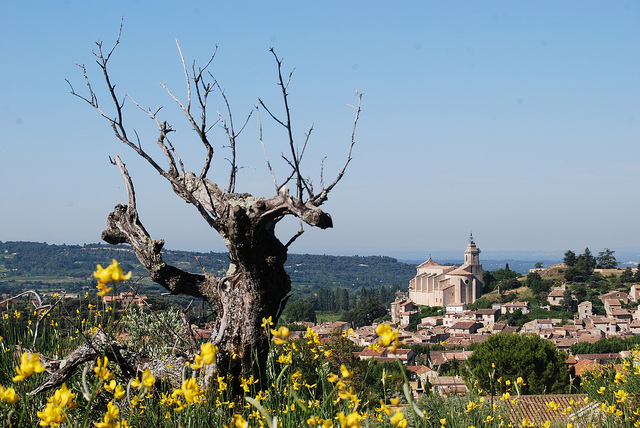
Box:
[451,321,479,330]
[406,365,434,375]
[496,394,589,425]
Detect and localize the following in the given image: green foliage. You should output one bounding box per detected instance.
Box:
[563,250,577,267]
[596,248,618,269]
[570,335,640,355]
[564,247,599,283]
[524,271,552,294]
[619,266,634,283]
[121,306,187,357]
[282,299,317,323]
[467,297,491,310]
[340,295,387,327]
[466,333,570,395]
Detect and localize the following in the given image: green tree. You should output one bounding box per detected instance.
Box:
[596,248,618,269]
[563,250,577,267]
[534,262,544,269]
[577,248,597,271]
[525,271,552,294]
[620,267,634,283]
[465,333,570,395]
[560,289,577,312]
[483,271,497,292]
[282,299,317,323]
[341,295,387,327]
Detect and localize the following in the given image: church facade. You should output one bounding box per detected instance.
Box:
[408,237,483,307]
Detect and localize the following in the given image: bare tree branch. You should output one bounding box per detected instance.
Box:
[310,91,362,204]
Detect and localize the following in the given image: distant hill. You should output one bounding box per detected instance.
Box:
[0,241,417,291]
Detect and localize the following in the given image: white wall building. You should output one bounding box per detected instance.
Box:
[408,236,483,307]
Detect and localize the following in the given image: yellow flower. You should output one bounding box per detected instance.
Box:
[466,401,480,412]
[233,414,249,428]
[94,259,132,284]
[13,352,46,382]
[270,326,290,345]
[191,342,218,370]
[337,411,362,427]
[114,384,126,400]
[614,389,629,403]
[376,323,400,352]
[0,385,18,404]
[516,377,525,385]
[546,401,560,411]
[49,383,79,409]
[97,283,113,297]
[95,400,119,428]
[142,369,155,389]
[37,402,66,427]
[94,356,113,381]
[391,409,407,427]
[328,373,339,383]
[340,364,354,379]
[261,316,274,328]
[173,377,204,404]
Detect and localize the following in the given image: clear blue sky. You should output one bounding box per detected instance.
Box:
[2,1,639,260]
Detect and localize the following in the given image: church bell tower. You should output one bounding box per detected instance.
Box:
[463,233,482,281]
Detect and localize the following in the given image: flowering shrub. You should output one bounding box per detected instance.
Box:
[0,259,638,427]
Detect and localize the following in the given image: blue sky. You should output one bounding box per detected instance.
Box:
[2,1,639,260]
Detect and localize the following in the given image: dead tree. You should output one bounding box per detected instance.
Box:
[68,29,361,391]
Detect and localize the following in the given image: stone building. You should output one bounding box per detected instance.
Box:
[408,236,483,307]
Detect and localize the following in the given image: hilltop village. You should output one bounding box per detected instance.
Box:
[276,238,640,396]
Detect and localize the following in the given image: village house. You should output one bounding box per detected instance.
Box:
[472,308,500,326]
[547,287,566,306]
[430,376,468,395]
[390,299,418,325]
[501,301,530,315]
[600,290,629,304]
[102,291,147,308]
[521,318,557,334]
[577,301,592,319]
[449,321,482,336]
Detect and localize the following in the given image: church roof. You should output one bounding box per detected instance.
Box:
[447,266,473,276]
[418,257,443,268]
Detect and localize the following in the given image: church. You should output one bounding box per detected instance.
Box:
[408,236,483,307]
